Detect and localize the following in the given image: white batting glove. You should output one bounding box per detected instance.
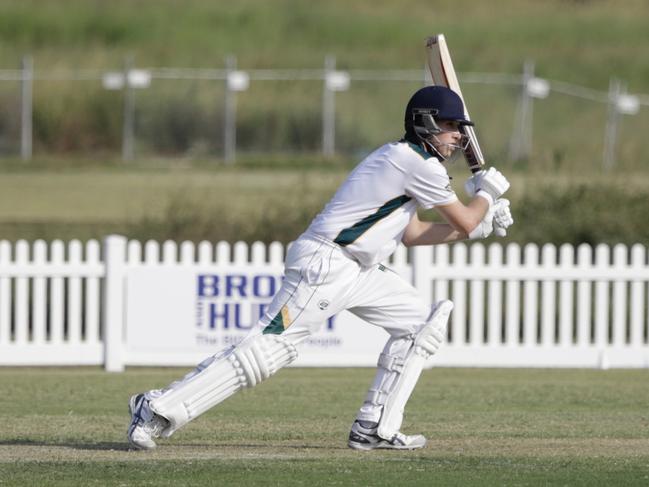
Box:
[468,206,494,240]
[464,167,511,204]
[492,199,513,237]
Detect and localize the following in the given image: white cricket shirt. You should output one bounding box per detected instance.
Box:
[306,141,457,267]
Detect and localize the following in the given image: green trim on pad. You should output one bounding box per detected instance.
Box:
[262,310,284,335]
[334,194,412,247]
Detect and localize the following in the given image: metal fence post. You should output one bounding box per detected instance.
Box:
[603,78,622,171]
[102,234,127,372]
[508,61,535,163]
[322,55,336,157]
[224,55,237,164]
[20,56,33,162]
[122,55,135,162]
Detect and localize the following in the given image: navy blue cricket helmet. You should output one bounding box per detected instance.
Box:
[404,85,473,139]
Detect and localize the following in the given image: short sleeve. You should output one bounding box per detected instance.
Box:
[405,159,458,209]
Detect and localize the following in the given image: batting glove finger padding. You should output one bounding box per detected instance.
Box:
[492,198,514,237]
[414,325,445,357]
[464,167,510,201]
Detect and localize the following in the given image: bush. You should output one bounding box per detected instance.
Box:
[1,170,647,247]
[126,183,325,244]
[507,184,649,245]
[124,181,649,246]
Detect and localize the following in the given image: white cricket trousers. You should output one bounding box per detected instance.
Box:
[255,232,430,342]
[251,232,433,422]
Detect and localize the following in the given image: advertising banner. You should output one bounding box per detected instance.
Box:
[125,266,391,367]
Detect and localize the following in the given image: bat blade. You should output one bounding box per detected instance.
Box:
[426,34,485,173]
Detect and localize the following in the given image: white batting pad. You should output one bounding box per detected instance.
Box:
[149,334,298,436]
[371,300,453,440]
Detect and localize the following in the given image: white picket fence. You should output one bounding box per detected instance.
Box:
[0,239,103,364]
[0,236,648,370]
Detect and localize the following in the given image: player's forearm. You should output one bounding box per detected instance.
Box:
[434,196,490,236]
[462,196,492,233]
[402,221,466,247]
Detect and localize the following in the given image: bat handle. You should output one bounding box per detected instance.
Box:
[465,155,484,174]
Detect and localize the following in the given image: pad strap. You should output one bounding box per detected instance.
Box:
[377,352,405,372]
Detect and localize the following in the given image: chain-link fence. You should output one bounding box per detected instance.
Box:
[1,55,648,170]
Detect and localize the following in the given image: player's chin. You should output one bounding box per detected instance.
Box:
[441,148,454,159]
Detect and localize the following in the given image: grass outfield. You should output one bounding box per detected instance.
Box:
[0,367,648,486]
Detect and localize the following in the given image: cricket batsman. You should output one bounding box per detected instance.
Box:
[127,85,513,451]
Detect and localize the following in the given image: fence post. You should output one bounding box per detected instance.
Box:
[20,55,33,162]
[224,55,237,164]
[0,241,10,345]
[103,235,127,372]
[412,246,433,309]
[508,60,534,163]
[322,55,336,157]
[602,78,622,171]
[122,55,135,162]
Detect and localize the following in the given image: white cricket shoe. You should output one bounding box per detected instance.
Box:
[347,420,427,451]
[127,393,169,450]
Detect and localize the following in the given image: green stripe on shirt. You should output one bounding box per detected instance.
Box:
[333,194,412,247]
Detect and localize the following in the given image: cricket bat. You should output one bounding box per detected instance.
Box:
[426,34,485,173]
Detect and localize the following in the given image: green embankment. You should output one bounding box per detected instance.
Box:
[0,0,648,166]
[2,0,647,84]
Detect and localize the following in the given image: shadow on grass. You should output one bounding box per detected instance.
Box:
[172,442,349,451]
[0,438,131,451]
[0,438,349,452]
